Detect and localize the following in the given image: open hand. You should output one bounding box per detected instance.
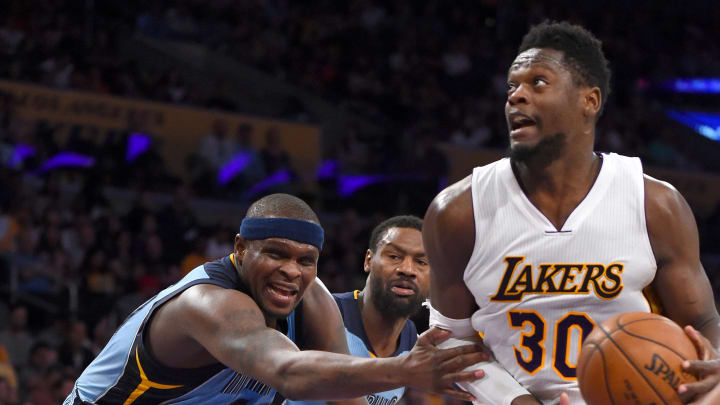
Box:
[403,327,489,401]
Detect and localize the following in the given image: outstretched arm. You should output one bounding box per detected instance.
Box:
[175,283,486,401]
[644,176,720,402]
[423,176,540,405]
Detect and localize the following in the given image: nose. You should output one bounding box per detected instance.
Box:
[507,84,529,106]
[278,260,303,280]
[396,257,417,278]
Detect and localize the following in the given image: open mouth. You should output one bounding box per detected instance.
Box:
[266,283,298,305]
[509,113,537,131]
[390,280,417,297]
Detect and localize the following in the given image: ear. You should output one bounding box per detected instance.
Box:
[583,87,602,119]
[234,234,247,263]
[363,249,373,273]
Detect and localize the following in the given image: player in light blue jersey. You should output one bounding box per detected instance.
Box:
[289,215,429,405]
[64,194,487,405]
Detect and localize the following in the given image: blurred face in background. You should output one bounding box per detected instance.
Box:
[364,227,430,318]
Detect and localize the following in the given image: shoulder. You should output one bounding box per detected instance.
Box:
[643,174,698,264]
[331,291,355,302]
[148,283,266,360]
[424,174,474,234]
[299,280,342,321]
[423,175,476,281]
[174,283,260,321]
[644,174,692,223]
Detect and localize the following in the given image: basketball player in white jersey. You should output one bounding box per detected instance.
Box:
[422,21,720,405]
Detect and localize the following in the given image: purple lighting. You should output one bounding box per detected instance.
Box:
[126,132,151,162]
[218,152,252,185]
[667,110,720,141]
[35,152,95,173]
[338,175,388,197]
[241,169,292,198]
[7,144,35,168]
[316,159,339,179]
[666,78,720,94]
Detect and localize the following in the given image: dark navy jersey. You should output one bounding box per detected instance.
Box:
[64,255,297,405]
[288,290,418,405]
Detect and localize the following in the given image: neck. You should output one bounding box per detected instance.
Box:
[357,290,408,358]
[513,149,600,196]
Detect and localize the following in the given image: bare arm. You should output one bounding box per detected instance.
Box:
[424,176,540,405]
[645,176,720,346]
[644,176,720,402]
[174,283,485,401]
[423,176,477,319]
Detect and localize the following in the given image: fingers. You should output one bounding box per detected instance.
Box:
[442,369,485,385]
[683,359,720,376]
[558,392,570,405]
[678,377,720,403]
[436,341,488,361]
[441,351,490,372]
[436,369,484,402]
[418,327,452,346]
[684,326,712,360]
[440,387,477,402]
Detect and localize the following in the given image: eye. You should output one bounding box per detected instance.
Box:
[507,82,516,92]
[388,254,401,261]
[533,77,548,86]
[416,258,428,266]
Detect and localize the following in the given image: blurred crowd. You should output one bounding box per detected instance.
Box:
[127,0,720,171]
[2,0,720,174]
[0,161,392,403]
[0,0,237,113]
[1,0,720,404]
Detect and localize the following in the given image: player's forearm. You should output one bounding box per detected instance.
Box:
[274,351,407,401]
[697,315,720,350]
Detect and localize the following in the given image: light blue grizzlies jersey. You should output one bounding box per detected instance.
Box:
[64,255,297,405]
[288,290,418,405]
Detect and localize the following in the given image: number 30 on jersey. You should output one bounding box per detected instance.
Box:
[507,310,595,379]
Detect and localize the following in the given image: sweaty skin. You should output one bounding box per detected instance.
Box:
[424,47,719,405]
[145,234,489,402]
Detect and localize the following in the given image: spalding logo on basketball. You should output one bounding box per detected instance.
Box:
[577,312,698,405]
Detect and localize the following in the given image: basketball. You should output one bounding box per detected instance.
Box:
[577,312,699,405]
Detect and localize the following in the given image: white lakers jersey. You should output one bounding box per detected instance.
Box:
[465,153,657,404]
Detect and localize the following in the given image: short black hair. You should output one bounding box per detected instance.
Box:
[519,21,611,116]
[368,215,423,252]
[245,193,320,224]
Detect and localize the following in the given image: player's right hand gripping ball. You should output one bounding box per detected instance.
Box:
[577,312,698,405]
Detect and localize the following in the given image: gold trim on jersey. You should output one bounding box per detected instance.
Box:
[123,346,183,405]
[352,290,377,357]
[506,310,546,375]
[642,285,665,314]
[551,312,595,381]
